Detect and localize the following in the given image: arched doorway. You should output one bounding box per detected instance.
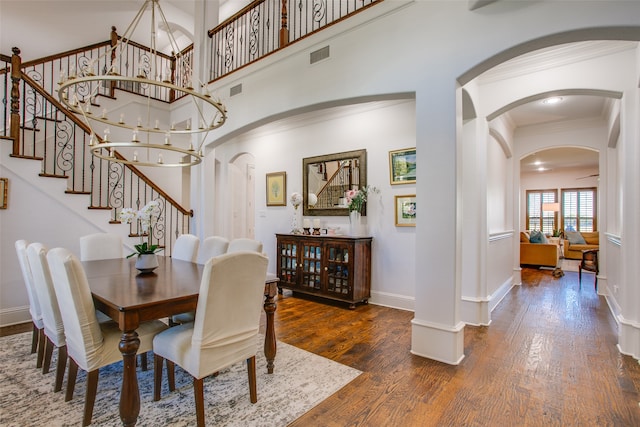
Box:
[229,153,256,239]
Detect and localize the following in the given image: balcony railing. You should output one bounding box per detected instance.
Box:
[208,0,382,82]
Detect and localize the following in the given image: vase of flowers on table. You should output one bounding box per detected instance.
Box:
[119,200,163,273]
[345,185,379,236]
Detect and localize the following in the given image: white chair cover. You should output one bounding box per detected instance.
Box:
[154,251,268,378]
[46,247,167,372]
[172,234,200,263]
[227,238,263,254]
[197,236,229,265]
[27,243,65,348]
[79,233,123,261]
[15,240,44,330]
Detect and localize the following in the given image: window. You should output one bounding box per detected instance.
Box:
[526,190,557,233]
[562,188,597,232]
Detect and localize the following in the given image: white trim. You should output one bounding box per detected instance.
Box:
[617,314,640,360]
[0,306,31,327]
[410,319,465,365]
[488,230,514,242]
[605,232,622,246]
[461,276,514,326]
[369,290,414,312]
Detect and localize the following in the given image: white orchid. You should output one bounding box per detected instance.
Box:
[118,201,163,257]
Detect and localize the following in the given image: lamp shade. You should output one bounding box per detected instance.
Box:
[542,202,560,212]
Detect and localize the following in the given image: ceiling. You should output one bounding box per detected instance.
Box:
[479,41,637,176]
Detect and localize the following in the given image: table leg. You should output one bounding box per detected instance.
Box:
[118,330,141,426]
[263,291,277,374]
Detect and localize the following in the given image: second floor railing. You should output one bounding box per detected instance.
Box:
[208,0,382,82]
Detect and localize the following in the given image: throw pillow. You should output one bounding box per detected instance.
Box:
[566,231,586,245]
[529,230,545,243]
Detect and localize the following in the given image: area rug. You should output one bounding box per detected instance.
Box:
[560,258,581,272]
[0,333,361,426]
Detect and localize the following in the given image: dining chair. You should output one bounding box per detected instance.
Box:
[172,234,200,262]
[153,251,269,427]
[46,247,169,427]
[15,240,45,368]
[26,243,68,391]
[579,249,599,290]
[197,236,229,265]
[170,236,231,326]
[227,238,263,253]
[79,233,123,261]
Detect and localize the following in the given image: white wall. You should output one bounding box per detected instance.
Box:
[214,99,417,309]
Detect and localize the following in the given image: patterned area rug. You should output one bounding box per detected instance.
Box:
[0,333,361,426]
[560,258,581,272]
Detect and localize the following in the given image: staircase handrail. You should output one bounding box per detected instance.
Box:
[316,161,349,200]
[19,69,192,217]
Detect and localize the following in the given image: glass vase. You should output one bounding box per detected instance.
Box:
[349,210,362,236]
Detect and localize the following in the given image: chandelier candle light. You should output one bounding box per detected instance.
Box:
[57,0,227,168]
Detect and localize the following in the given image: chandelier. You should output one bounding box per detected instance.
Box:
[57,0,227,167]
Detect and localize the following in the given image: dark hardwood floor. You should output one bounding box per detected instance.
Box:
[275,268,640,426]
[3,268,639,425]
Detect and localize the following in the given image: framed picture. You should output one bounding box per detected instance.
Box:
[0,178,7,209]
[389,148,416,185]
[395,194,416,227]
[266,172,287,206]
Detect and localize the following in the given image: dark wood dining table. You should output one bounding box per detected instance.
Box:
[82,256,279,427]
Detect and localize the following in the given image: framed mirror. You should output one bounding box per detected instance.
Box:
[303,149,367,216]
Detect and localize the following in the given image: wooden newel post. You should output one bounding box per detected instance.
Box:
[10,47,21,155]
[110,26,118,97]
[279,0,289,48]
[169,55,176,102]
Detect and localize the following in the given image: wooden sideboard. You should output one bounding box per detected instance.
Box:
[275,234,372,309]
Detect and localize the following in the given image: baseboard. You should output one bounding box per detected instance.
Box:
[410,318,465,365]
[461,277,513,326]
[369,290,414,312]
[617,314,640,361]
[0,305,31,327]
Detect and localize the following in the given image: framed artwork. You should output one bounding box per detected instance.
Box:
[395,194,416,227]
[266,172,287,206]
[389,148,416,185]
[0,178,7,209]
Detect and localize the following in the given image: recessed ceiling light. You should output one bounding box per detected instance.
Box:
[542,97,563,105]
[534,160,542,166]
[537,167,546,172]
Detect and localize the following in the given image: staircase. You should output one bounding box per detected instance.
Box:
[1,39,193,256]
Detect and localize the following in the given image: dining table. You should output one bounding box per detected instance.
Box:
[82,256,279,427]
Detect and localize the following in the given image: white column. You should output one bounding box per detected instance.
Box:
[618,75,640,359]
[411,81,464,365]
[191,0,221,239]
[460,117,490,325]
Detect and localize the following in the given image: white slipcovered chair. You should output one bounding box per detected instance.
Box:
[153,251,269,427]
[26,243,68,392]
[172,234,200,262]
[171,236,231,326]
[197,236,229,265]
[227,238,263,253]
[15,240,45,368]
[46,247,168,426]
[79,233,123,261]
